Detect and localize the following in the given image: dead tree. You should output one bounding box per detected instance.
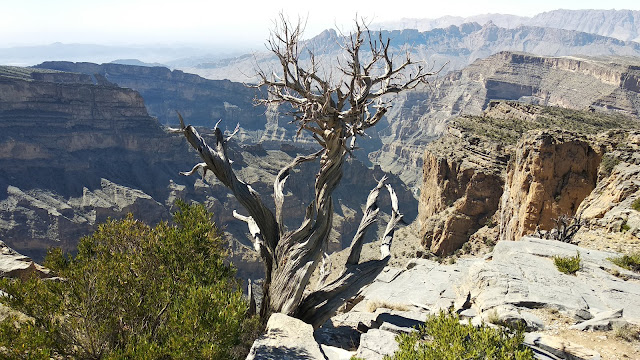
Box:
[171,16,435,328]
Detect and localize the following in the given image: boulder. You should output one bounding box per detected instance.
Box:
[0,240,49,280]
[246,313,326,360]
[569,308,627,331]
[354,329,399,360]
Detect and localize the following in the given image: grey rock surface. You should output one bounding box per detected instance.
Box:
[0,240,49,279]
[569,308,627,331]
[524,333,602,360]
[246,313,326,360]
[357,237,640,324]
[354,329,399,360]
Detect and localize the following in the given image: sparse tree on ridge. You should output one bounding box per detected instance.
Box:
[171,15,436,328]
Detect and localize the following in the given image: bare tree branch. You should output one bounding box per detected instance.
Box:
[175,14,434,327]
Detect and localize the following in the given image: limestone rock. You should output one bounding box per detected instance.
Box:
[499,130,602,242]
[320,345,353,360]
[246,313,325,360]
[419,129,506,255]
[354,329,399,360]
[524,333,601,360]
[356,237,640,325]
[569,309,627,331]
[0,240,49,280]
[576,130,640,240]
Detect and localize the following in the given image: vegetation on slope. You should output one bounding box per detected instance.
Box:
[609,252,640,273]
[384,310,534,360]
[553,252,582,275]
[0,201,259,359]
[452,101,638,145]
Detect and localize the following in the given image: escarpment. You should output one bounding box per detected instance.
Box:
[419,101,640,255]
[498,131,602,242]
[419,132,507,255]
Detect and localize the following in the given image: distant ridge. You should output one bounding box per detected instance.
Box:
[374,9,640,42]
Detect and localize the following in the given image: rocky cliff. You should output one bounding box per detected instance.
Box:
[419,101,640,255]
[498,131,602,242]
[36,52,640,198]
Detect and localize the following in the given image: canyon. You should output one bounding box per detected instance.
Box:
[0,65,414,282]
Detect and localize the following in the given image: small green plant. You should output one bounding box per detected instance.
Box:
[609,252,640,273]
[384,310,534,360]
[487,309,501,326]
[621,220,631,232]
[553,252,581,275]
[600,154,620,176]
[613,323,640,342]
[632,198,640,212]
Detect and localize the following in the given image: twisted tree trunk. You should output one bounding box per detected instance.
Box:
[171,15,435,327]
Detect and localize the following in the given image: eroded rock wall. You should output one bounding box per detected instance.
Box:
[498,131,602,242]
[419,134,506,255]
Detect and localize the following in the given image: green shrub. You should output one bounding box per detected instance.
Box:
[553,252,581,275]
[384,310,534,360]
[600,154,620,176]
[609,252,640,273]
[0,201,259,359]
[621,220,631,232]
[633,198,640,212]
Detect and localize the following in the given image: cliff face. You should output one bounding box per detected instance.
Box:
[498,131,602,242]
[34,61,267,131]
[419,134,506,255]
[418,101,640,255]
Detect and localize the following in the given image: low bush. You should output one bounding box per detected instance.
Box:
[385,310,534,360]
[553,252,581,275]
[632,198,640,212]
[0,201,259,359]
[609,252,640,273]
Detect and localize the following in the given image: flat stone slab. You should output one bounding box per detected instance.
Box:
[524,333,601,360]
[356,237,640,325]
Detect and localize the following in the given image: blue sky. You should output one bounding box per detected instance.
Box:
[3,0,640,48]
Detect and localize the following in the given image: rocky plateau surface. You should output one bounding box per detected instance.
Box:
[249,237,640,360]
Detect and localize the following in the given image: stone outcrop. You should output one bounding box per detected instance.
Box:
[248,237,640,359]
[0,240,49,280]
[419,102,640,255]
[498,130,602,242]
[419,133,506,255]
[371,52,640,191]
[246,313,326,360]
[576,131,640,240]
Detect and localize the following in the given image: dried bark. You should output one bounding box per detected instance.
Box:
[171,15,434,327]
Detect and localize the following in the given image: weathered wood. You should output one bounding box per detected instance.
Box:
[174,16,433,327]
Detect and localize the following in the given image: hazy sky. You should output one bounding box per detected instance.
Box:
[3,0,640,48]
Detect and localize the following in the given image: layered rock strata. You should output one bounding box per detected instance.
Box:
[419,101,640,255]
[498,131,602,242]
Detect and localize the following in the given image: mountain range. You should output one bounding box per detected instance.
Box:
[374,9,640,42]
